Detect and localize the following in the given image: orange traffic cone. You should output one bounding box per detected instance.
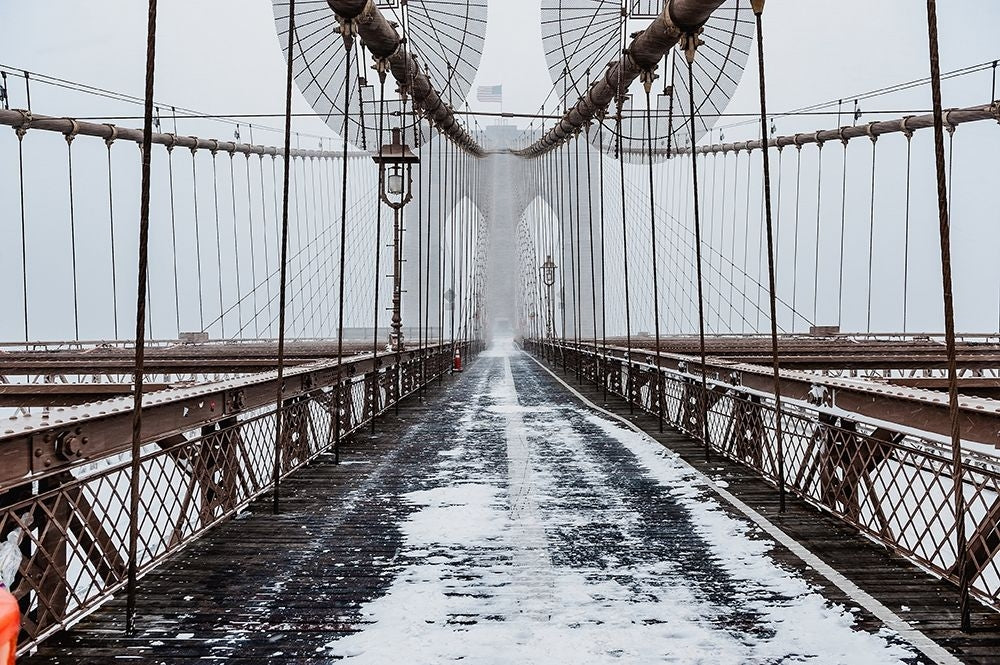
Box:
[0,585,17,665]
[453,349,463,372]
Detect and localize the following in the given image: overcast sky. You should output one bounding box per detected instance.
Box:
[4,1,999,134]
[2,1,1000,338]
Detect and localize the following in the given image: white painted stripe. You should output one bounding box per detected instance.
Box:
[524,350,963,665]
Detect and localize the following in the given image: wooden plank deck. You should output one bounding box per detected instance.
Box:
[540,356,1000,665]
[19,348,1000,663]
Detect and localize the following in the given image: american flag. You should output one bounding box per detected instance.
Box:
[477,84,503,104]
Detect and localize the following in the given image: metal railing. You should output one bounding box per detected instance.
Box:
[526,339,1000,614]
[0,341,477,653]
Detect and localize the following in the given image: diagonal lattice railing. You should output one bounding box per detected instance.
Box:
[526,339,1000,614]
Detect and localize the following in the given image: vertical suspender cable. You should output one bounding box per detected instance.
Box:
[272,0,298,514]
[167,141,181,336]
[597,118,608,400]
[244,149,260,338]
[902,127,913,332]
[790,144,802,332]
[644,81,664,432]
[813,140,824,325]
[684,51,711,463]
[449,142,456,352]
[572,134,583,381]
[125,0,158,635]
[191,148,207,333]
[65,126,80,340]
[371,74,388,426]
[15,121,29,341]
[211,152,226,337]
[585,123,599,389]
[617,93,634,411]
[425,128,434,379]
[836,134,848,327]
[107,138,121,339]
[752,1,786,511]
[925,0,970,632]
[228,153,242,337]
[438,134,445,382]
[334,31,355,464]
[865,134,878,331]
[417,119,425,393]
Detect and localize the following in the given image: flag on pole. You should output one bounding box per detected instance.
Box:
[477,84,503,104]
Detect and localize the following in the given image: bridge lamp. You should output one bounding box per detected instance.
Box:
[373,127,420,352]
[540,255,557,339]
[374,127,419,208]
[540,255,557,288]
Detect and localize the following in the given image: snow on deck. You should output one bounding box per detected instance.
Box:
[320,339,922,664]
[23,339,940,664]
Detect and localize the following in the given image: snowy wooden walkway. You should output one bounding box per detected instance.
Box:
[23,342,1000,664]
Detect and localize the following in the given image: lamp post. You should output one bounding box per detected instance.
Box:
[373,127,419,351]
[540,255,557,340]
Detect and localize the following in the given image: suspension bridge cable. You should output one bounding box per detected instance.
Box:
[334,28,356,465]
[65,124,80,340]
[644,81,664,432]
[371,74,388,424]
[15,122,27,338]
[866,132,879,331]
[597,117,608,400]
[836,134,849,328]
[106,136,120,339]
[211,152,227,338]
[685,53,711,463]
[272,0,298,514]
[813,138,825,326]
[228,153,244,337]
[584,122,599,389]
[191,148,206,332]
[166,141,181,336]
[924,0,970,631]
[752,1,786,512]
[125,0,158,635]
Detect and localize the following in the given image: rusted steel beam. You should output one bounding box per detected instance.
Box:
[0,344,454,487]
[518,0,727,157]
[10,337,1000,373]
[0,109,366,159]
[0,384,172,408]
[327,0,484,156]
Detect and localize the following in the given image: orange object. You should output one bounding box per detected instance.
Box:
[0,586,18,665]
[453,350,463,372]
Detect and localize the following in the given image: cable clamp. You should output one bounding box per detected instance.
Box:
[677,29,704,65]
[813,130,825,149]
[372,55,392,83]
[64,118,80,145]
[209,138,220,156]
[865,120,879,143]
[899,115,915,140]
[189,137,199,154]
[944,109,957,135]
[336,16,358,49]
[164,132,177,153]
[838,126,849,146]
[639,67,658,95]
[13,108,32,140]
[103,123,119,148]
[792,133,804,150]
